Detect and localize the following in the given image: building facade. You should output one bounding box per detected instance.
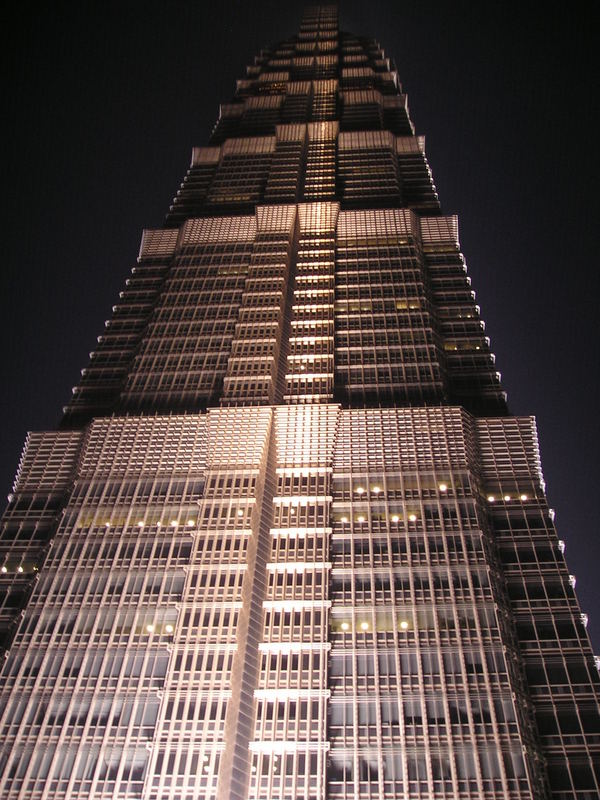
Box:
[0,5,598,799]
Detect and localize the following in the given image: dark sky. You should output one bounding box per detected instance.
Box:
[2,1,599,647]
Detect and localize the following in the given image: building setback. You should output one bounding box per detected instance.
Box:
[0,5,598,799]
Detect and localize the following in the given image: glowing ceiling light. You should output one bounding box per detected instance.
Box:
[146,624,155,633]
[170,520,178,527]
[439,483,448,492]
[504,495,511,502]
[360,621,369,631]
[487,495,495,502]
[0,566,6,573]
[399,620,409,630]
[355,486,365,494]
[17,566,24,573]
[341,621,349,631]
[408,514,417,522]
[391,514,399,522]
[187,519,195,527]
[520,494,528,501]
[357,515,365,523]
[137,521,144,527]
[165,624,174,633]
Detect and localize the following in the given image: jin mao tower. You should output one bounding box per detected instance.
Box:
[0,6,598,800]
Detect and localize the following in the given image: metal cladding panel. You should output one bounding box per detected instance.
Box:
[336,207,418,241]
[333,407,470,472]
[138,228,179,259]
[206,407,272,468]
[256,204,297,236]
[191,145,222,166]
[181,214,257,245]
[14,430,85,493]
[274,404,339,467]
[79,415,208,477]
[420,214,460,247]
[297,201,339,233]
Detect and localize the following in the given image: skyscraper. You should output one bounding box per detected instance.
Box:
[1,3,598,798]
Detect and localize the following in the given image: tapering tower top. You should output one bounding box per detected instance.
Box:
[300,5,339,35]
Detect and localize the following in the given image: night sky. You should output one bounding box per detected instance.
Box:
[2,1,599,647]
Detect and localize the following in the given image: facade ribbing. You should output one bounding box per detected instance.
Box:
[0,5,598,799]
